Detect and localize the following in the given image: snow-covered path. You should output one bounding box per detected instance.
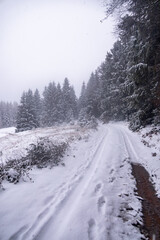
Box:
[0,124,146,240]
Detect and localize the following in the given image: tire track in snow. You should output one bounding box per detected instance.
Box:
[88,218,98,240]
[34,128,109,240]
[121,131,139,162]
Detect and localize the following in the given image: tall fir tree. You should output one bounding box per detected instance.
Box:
[16,90,38,132]
[85,72,101,118]
[33,89,42,127]
[42,82,59,126]
[56,83,65,123]
[62,78,77,122]
[0,101,18,128]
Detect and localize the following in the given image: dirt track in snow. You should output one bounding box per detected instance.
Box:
[131,163,160,240]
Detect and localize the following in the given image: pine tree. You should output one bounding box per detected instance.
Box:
[62,78,77,122]
[34,89,42,127]
[78,82,88,124]
[16,92,28,132]
[98,54,115,121]
[78,82,86,111]
[70,86,78,119]
[56,83,65,123]
[0,102,18,128]
[116,0,160,129]
[86,0,160,129]
[16,90,38,132]
[85,72,101,118]
[42,82,59,126]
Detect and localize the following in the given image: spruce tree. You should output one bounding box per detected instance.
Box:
[85,72,101,118]
[42,82,58,126]
[34,89,42,127]
[56,83,65,123]
[0,102,18,128]
[62,78,77,122]
[16,90,38,132]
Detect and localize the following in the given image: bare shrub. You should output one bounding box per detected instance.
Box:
[0,138,68,189]
[27,139,68,168]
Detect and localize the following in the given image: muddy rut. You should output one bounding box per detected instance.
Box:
[131,163,160,240]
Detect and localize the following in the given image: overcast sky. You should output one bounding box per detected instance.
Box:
[0,0,115,102]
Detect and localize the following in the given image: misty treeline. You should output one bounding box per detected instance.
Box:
[0,78,77,131]
[0,0,160,131]
[0,102,18,128]
[16,78,77,132]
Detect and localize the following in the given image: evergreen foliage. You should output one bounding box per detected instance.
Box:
[34,89,42,127]
[42,82,59,126]
[15,78,77,132]
[78,0,160,130]
[62,78,77,122]
[56,83,65,123]
[16,90,39,132]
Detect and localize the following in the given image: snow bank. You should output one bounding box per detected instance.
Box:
[115,122,160,197]
[138,126,160,197]
[0,127,16,138]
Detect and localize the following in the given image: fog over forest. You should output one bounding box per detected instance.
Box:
[0,0,115,102]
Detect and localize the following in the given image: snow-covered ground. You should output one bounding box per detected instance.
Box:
[0,122,159,240]
[0,124,88,165]
[0,127,16,138]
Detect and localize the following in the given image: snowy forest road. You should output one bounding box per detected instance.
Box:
[25,124,143,240]
[0,123,149,240]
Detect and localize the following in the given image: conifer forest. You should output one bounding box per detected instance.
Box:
[0,0,159,132]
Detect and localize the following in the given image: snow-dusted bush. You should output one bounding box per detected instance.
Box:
[0,138,68,188]
[27,138,68,168]
[87,116,98,129]
[99,111,109,123]
[129,110,145,131]
[0,158,31,188]
[78,113,98,129]
[129,117,141,131]
[78,108,89,127]
[153,109,160,125]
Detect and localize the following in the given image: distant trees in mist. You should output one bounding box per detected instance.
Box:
[16,78,78,132]
[0,102,18,128]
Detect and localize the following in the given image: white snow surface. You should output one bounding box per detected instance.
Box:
[0,125,87,165]
[0,122,159,240]
[0,127,16,138]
